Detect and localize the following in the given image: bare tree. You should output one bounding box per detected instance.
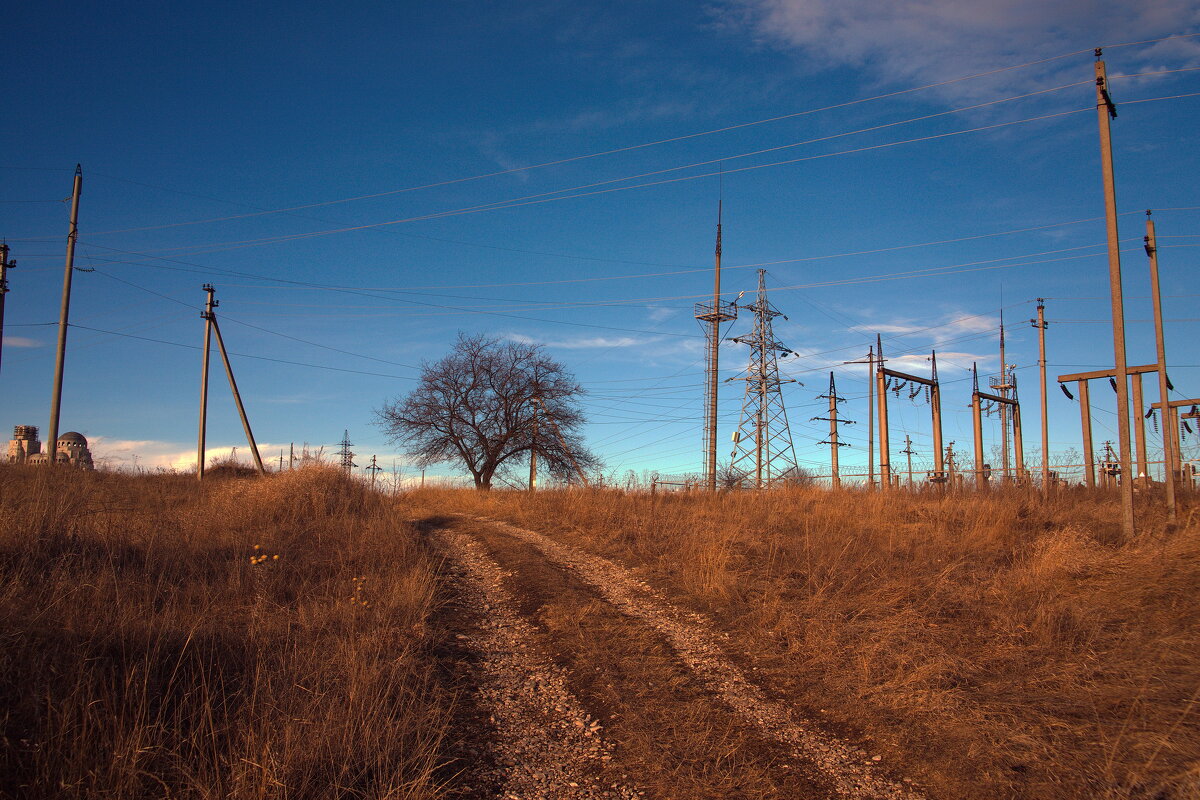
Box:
[376,333,599,490]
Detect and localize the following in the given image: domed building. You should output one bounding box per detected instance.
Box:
[54,432,94,469]
[11,427,95,469]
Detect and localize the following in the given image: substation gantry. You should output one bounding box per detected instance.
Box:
[970,363,1025,489]
[875,335,944,489]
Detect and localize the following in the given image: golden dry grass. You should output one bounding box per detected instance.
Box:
[412,485,1200,800]
[0,464,449,799]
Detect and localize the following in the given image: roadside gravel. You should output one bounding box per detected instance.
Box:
[435,525,643,800]
[471,516,924,800]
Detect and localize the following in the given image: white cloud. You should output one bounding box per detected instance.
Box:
[506,333,642,349]
[2,336,42,348]
[722,0,1200,99]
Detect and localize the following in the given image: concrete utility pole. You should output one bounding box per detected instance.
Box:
[0,243,13,380]
[1032,300,1049,492]
[814,371,854,488]
[843,347,876,488]
[1145,212,1177,519]
[901,435,915,489]
[998,312,1011,481]
[366,455,382,485]
[1150,397,1199,492]
[195,285,265,476]
[1094,51,1135,537]
[47,165,83,458]
[875,337,944,490]
[212,316,266,474]
[197,284,217,480]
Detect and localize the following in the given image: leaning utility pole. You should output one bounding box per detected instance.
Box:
[211,308,265,474]
[0,243,14,379]
[1094,50,1135,537]
[46,165,83,457]
[695,200,737,490]
[1145,212,1176,519]
[196,284,217,480]
[195,284,265,476]
[1031,300,1050,492]
[366,455,382,485]
[813,371,854,488]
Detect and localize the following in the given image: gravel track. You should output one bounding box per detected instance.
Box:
[435,525,643,800]
[468,515,924,800]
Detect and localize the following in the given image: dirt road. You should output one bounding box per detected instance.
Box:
[420,513,925,800]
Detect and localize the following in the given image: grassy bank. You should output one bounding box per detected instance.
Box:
[412,486,1200,800]
[0,465,448,799]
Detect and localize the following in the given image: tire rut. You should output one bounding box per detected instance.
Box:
[428,519,643,800]
[463,514,925,800]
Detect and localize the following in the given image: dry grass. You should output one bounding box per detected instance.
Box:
[412,485,1200,800]
[0,464,449,799]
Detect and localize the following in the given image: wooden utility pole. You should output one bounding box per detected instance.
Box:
[46,165,83,457]
[529,404,538,490]
[1094,52,1135,536]
[1032,300,1049,492]
[0,243,13,379]
[1145,212,1177,519]
[197,284,216,479]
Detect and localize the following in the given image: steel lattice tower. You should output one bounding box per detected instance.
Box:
[728,270,799,488]
[338,429,356,476]
[694,200,737,490]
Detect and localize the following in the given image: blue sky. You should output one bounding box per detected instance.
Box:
[2,1,1198,483]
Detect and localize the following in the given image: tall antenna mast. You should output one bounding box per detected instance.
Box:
[695,186,736,490]
[728,270,799,488]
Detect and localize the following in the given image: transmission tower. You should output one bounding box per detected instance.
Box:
[728,269,799,488]
[338,430,356,475]
[694,199,737,490]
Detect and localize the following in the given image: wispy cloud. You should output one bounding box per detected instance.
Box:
[507,333,643,349]
[721,0,1200,99]
[2,336,42,348]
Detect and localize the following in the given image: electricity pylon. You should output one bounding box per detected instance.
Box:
[727,269,799,488]
[695,200,737,490]
[338,430,356,475]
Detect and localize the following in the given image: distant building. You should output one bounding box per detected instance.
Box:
[7,425,41,463]
[9,426,94,469]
